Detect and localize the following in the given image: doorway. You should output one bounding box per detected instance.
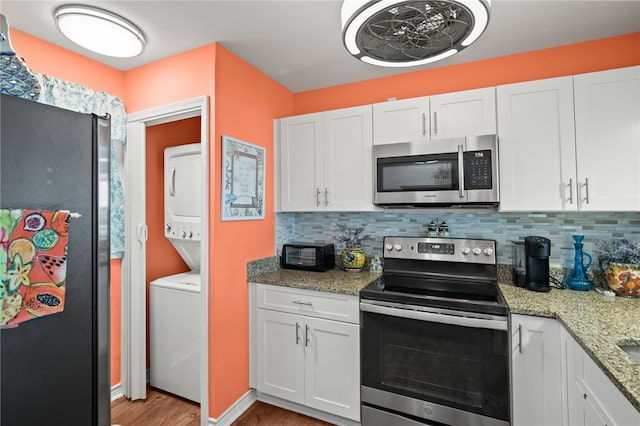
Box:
[122,96,210,426]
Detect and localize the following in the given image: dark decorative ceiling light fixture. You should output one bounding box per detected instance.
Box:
[341,0,491,67]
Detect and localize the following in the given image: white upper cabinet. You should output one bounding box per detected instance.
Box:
[573,66,640,211]
[373,96,430,145]
[278,112,324,211]
[430,87,496,139]
[278,105,373,212]
[373,87,496,145]
[497,76,577,211]
[498,66,640,212]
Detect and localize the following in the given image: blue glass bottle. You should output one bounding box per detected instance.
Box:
[566,235,594,291]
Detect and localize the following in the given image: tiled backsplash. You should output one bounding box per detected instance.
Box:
[275,211,640,268]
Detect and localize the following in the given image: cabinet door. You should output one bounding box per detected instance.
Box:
[574,66,640,211]
[256,309,305,404]
[430,87,496,139]
[497,77,577,211]
[304,316,360,421]
[564,328,640,426]
[373,96,430,145]
[279,113,323,211]
[511,315,564,426]
[323,105,374,211]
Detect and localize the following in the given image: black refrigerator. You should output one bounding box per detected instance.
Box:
[0,94,111,426]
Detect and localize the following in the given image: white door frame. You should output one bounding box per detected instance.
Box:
[122,96,209,425]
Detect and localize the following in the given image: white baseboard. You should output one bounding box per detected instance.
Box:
[111,383,124,402]
[207,389,256,426]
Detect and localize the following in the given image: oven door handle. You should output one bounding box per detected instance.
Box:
[360,301,508,331]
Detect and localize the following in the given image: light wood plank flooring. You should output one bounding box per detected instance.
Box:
[111,387,333,425]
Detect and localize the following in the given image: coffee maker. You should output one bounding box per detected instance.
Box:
[524,236,551,292]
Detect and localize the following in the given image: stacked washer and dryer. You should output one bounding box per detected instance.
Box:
[149,143,202,403]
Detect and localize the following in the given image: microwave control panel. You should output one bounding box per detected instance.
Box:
[464,150,492,189]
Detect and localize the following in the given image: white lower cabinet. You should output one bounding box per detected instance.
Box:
[254,284,360,422]
[511,314,564,426]
[563,328,640,426]
[511,315,640,426]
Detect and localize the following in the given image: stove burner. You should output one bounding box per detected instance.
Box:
[361,237,507,316]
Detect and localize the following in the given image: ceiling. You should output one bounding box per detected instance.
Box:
[2,1,639,93]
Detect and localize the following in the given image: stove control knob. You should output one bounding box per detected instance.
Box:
[394,244,402,251]
[472,247,482,255]
[385,243,394,251]
[461,247,471,255]
[483,247,494,256]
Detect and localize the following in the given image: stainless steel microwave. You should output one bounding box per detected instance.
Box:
[373,135,499,208]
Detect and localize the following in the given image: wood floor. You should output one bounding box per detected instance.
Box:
[111,387,333,426]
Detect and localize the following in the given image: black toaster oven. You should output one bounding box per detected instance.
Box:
[280,243,335,272]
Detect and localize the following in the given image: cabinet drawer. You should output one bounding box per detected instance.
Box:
[256,284,359,324]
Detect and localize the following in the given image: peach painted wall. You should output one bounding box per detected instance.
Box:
[145,117,200,367]
[211,45,294,416]
[294,32,640,114]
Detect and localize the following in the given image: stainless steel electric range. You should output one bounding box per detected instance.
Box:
[360,236,510,426]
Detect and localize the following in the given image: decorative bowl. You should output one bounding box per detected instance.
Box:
[602,261,640,298]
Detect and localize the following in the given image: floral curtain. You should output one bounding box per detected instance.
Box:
[34,74,125,259]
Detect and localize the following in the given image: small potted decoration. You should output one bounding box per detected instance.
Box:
[596,239,640,298]
[335,223,370,272]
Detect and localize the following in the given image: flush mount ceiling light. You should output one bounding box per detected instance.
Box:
[341,0,491,67]
[54,5,145,58]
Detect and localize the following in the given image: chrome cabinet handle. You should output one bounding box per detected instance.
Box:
[421,112,426,136]
[295,323,301,344]
[518,324,523,354]
[433,112,438,135]
[305,324,311,347]
[316,188,321,206]
[292,300,313,307]
[324,187,329,206]
[567,178,574,204]
[457,144,465,198]
[583,178,590,204]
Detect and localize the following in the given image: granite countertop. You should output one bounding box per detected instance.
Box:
[499,283,640,411]
[249,267,380,296]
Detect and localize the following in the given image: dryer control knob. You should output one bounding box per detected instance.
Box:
[188,231,193,238]
[472,247,482,255]
[385,244,394,251]
[166,223,172,232]
[182,230,187,238]
[483,248,494,256]
[394,244,402,251]
[461,247,471,255]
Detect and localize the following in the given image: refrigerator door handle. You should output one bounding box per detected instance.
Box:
[137,222,148,243]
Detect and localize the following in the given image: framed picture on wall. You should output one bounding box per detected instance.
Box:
[221,135,265,221]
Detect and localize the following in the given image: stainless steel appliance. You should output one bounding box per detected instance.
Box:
[524,236,551,292]
[373,135,498,207]
[360,236,509,426]
[0,94,111,425]
[280,242,335,272]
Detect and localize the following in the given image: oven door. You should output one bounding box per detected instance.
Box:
[360,300,510,426]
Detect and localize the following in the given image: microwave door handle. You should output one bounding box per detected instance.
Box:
[457,144,465,198]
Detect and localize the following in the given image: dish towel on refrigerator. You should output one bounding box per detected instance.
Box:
[0,209,70,328]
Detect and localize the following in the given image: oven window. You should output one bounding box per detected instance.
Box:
[376,153,458,192]
[361,310,510,421]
